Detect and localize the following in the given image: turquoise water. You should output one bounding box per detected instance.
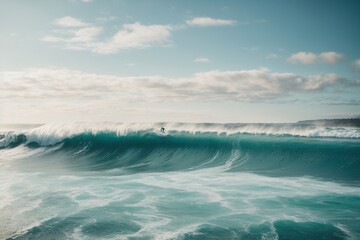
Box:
[1,123,359,239]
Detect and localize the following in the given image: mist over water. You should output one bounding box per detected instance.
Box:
[1,123,359,239]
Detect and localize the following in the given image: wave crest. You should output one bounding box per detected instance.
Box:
[1,123,359,181]
[1,122,359,148]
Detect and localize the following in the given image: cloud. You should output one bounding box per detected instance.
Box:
[43,18,171,54]
[354,59,360,71]
[186,17,236,26]
[54,16,89,28]
[44,15,242,54]
[41,26,103,46]
[288,51,344,64]
[1,68,357,105]
[96,16,118,22]
[193,58,210,63]
[319,52,344,64]
[69,26,103,42]
[288,52,318,64]
[90,22,171,54]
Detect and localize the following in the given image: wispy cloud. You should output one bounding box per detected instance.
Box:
[288,51,344,64]
[42,26,103,44]
[96,16,118,22]
[266,53,280,59]
[242,46,259,51]
[186,17,236,27]
[42,17,171,54]
[288,52,318,64]
[90,22,171,54]
[70,26,103,42]
[54,16,89,28]
[1,68,357,104]
[354,58,360,71]
[43,15,245,54]
[193,58,210,63]
[319,52,344,64]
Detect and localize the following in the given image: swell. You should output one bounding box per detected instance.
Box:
[1,122,360,149]
[2,129,360,182]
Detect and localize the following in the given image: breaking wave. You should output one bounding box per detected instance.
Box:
[1,122,360,148]
[1,123,359,181]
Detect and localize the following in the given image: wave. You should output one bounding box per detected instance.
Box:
[1,122,360,148]
[2,122,359,240]
[1,123,359,181]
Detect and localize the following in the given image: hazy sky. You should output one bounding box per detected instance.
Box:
[1,0,360,123]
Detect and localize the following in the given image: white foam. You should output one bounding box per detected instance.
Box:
[1,168,359,239]
[0,132,19,148]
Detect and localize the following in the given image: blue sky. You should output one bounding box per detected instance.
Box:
[1,0,360,123]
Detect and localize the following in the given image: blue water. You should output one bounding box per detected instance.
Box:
[0,123,359,239]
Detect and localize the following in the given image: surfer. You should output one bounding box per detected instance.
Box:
[160,127,165,133]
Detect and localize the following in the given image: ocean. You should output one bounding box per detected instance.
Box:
[1,122,359,240]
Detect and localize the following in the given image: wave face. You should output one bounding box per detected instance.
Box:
[1,123,360,239]
[2,122,360,147]
[1,123,359,180]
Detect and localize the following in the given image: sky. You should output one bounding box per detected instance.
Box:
[1,0,360,123]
